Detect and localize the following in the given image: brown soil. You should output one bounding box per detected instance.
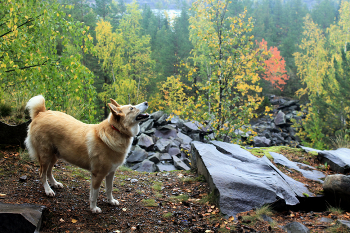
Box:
[1,145,350,233]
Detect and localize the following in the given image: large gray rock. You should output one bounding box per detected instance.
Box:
[126,146,148,163]
[137,133,154,150]
[253,136,271,147]
[318,148,350,173]
[172,155,191,171]
[274,110,286,126]
[154,125,177,139]
[323,174,350,195]
[0,202,46,233]
[191,141,312,218]
[154,138,172,152]
[136,159,157,172]
[156,163,177,171]
[183,121,200,133]
[177,131,193,145]
[283,222,310,233]
[269,152,325,182]
[139,119,154,133]
[148,152,161,163]
[150,111,165,121]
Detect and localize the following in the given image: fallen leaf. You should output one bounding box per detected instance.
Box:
[71,219,78,223]
[0,194,6,197]
[59,218,65,222]
[122,208,127,212]
[228,216,234,222]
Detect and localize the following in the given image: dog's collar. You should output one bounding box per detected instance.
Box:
[111,125,120,133]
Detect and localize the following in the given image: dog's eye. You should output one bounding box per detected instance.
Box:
[130,107,134,111]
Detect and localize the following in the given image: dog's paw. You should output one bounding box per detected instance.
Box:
[45,189,56,197]
[108,199,119,206]
[91,207,102,213]
[52,182,64,189]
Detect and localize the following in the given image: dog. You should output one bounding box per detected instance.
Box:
[25,95,149,213]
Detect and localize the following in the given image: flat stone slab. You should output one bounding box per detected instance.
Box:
[191,141,312,218]
[318,148,350,173]
[156,163,177,172]
[0,202,46,233]
[269,152,325,182]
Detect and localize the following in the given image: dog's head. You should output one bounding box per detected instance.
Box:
[108,98,149,136]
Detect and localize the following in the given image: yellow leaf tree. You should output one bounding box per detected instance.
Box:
[95,1,154,106]
[171,0,264,143]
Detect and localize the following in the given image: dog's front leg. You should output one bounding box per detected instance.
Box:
[90,174,103,213]
[105,171,119,206]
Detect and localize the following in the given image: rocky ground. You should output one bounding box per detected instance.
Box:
[1,145,350,232]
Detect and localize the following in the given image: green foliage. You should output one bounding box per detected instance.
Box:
[332,129,350,149]
[162,0,265,144]
[95,2,154,107]
[141,198,158,207]
[0,0,97,122]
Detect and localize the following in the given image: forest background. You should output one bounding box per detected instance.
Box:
[1,0,350,149]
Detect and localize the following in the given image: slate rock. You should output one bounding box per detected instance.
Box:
[317,217,333,223]
[318,148,350,173]
[150,111,165,121]
[253,136,271,147]
[136,159,157,172]
[155,125,177,139]
[0,202,46,233]
[170,115,184,128]
[172,155,191,171]
[274,110,286,126]
[159,153,172,161]
[19,175,27,182]
[156,113,169,125]
[139,119,154,133]
[168,147,181,157]
[177,131,193,145]
[299,146,322,154]
[155,138,172,153]
[191,141,312,218]
[278,100,299,110]
[337,220,350,230]
[156,163,177,172]
[137,133,154,150]
[148,152,161,164]
[283,222,310,233]
[183,121,200,133]
[269,152,325,182]
[127,146,148,163]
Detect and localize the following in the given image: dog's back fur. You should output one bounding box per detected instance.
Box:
[25,95,149,213]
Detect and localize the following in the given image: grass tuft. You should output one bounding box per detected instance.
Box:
[141,199,158,207]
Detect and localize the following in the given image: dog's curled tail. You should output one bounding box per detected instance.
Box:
[26,95,46,119]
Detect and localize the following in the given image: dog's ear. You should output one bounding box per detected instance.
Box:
[110,98,121,107]
[108,103,124,121]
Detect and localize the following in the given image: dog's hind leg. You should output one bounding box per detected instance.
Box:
[47,156,63,189]
[105,171,119,206]
[39,154,56,197]
[90,173,105,213]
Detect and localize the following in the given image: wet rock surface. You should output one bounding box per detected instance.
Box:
[191,141,312,218]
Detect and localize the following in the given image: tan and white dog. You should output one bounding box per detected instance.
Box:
[25,95,149,213]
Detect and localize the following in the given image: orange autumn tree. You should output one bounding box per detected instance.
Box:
[258,39,289,91]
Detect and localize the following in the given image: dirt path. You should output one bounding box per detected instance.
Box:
[1,145,349,232]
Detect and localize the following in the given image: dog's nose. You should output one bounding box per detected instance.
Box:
[144,102,148,106]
